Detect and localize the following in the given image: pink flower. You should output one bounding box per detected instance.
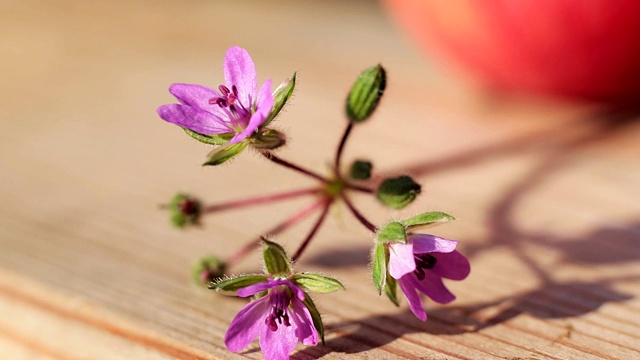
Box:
[224,278,318,360]
[388,234,470,321]
[157,46,274,146]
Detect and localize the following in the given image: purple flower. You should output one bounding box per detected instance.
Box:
[157,46,274,146]
[224,278,318,360]
[388,234,470,321]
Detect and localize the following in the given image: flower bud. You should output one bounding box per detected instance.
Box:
[349,160,373,180]
[168,193,201,228]
[192,255,226,285]
[346,64,386,123]
[376,175,421,209]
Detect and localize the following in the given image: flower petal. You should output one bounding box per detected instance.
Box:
[290,299,318,346]
[224,46,257,109]
[236,278,279,298]
[228,80,274,146]
[168,83,226,117]
[431,250,471,280]
[409,234,458,254]
[259,317,298,360]
[388,242,416,279]
[410,271,456,304]
[398,276,427,321]
[224,297,269,352]
[157,104,232,134]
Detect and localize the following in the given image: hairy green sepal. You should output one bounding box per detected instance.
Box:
[203,141,248,166]
[250,129,286,150]
[208,274,269,295]
[262,239,292,276]
[292,273,345,293]
[302,295,325,344]
[376,221,407,244]
[402,211,455,229]
[263,72,296,127]
[371,243,388,295]
[183,128,233,145]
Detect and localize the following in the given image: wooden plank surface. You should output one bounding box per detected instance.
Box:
[1,0,639,359]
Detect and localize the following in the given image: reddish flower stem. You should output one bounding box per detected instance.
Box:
[345,183,374,194]
[202,187,321,214]
[225,199,328,268]
[334,122,354,177]
[342,194,377,233]
[291,199,333,262]
[260,151,329,183]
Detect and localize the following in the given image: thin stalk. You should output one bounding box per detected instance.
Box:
[334,122,354,176]
[260,151,329,183]
[345,182,374,194]
[291,199,332,262]
[202,187,321,213]
[342,194,377,233]
[225,199,327,268]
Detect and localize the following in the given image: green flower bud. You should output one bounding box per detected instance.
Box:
[349,160,373,180]
[346,64,386,123]
[168,193,201,228]
[262,72,296,127]
[191,255,226,285]
[376,175,421,209]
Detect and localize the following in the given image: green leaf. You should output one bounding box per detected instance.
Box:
[250,129,286,150]
[183,128,233,145]
[208,274,269,294]
[376,175,421,210]
[263,72,296,127]
[376,221,407,244]
[346,64,386,123]
[302,295,325,345]
[384,272,399,307]
[401,211,455,229]
[292,273,345,293]
[203,141,248,166]
[349,160,372,180]
[262,239,292,276]
[371,243,387,295]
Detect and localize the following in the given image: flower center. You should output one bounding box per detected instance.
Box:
[209,85,252,131]
[265,287,292,331]
[413,254,437,280]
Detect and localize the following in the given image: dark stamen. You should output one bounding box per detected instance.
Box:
[219,85,230,96]
[413,254,437,280]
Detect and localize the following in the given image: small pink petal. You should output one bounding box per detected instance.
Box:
[168,83,226,118]
[224,297,269,352]
[410,272,456,304]
[228,80,274,146]
[224,46,257,109]
[388,242,416,279]
[157,104,231,134]
[431,251,471,280]
[409,234,458,254]
[398,276,427,321]
[259,317,298,360]
[290,299,318,346]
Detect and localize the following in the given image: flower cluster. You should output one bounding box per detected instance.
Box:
[157,46,470,359]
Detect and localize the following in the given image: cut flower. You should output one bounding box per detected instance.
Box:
[387,234,470,321]
[157,46,288,164]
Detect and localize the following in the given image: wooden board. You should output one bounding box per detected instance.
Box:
[1,0,639,358]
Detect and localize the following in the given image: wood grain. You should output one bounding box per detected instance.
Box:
[1,0,639,359]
